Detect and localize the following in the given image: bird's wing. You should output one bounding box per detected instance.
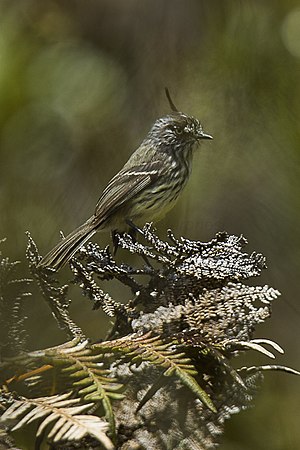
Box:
[93,161,160,227]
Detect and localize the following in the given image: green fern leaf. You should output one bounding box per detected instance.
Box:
[3,339,124,438]
[96,333,216,412]
[41,340,123,436]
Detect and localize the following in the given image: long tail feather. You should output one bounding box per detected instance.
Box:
[38,217,96,271]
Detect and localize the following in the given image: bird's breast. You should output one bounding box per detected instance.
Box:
[127,163,190,224]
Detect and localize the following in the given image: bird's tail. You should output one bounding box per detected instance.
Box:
[38,217,96,271]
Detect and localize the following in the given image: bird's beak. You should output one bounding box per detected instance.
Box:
[199,131,213,140]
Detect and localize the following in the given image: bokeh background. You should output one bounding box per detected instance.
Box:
[0,0,299,448]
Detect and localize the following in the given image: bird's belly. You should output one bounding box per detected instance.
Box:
[129,178,186,224]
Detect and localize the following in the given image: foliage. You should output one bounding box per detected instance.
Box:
[1,392,113,450]
[0,240,31,356]
[0,226,299,449]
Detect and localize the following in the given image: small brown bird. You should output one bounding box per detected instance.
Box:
[38,90,212,270]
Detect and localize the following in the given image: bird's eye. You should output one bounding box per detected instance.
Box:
[172,126,183,135]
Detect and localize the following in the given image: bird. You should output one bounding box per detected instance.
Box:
[38,89,212,270]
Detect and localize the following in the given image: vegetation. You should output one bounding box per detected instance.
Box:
[0,227,298,449]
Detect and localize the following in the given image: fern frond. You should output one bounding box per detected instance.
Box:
[26,233,84,340]
[96,333,216,412]
[46,339,124,436]
[70,255,132,317]
[238,365,300,376]
[7,339,124,436]
[0,243,31,355]
[0,392,114,450]
[223,338,285,359]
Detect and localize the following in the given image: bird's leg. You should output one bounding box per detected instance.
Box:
[125,219,144,237]
[125,219,153,269]
[128,226,137,243]
[111,229,119,256]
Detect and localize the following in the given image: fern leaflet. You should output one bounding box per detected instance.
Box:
[95,333,216,412]
[0,392,113,449]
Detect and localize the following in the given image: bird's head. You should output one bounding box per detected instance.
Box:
[147,89,212,151]
[148,113,212,149]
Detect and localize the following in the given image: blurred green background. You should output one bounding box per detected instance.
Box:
[0,0,299,448]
